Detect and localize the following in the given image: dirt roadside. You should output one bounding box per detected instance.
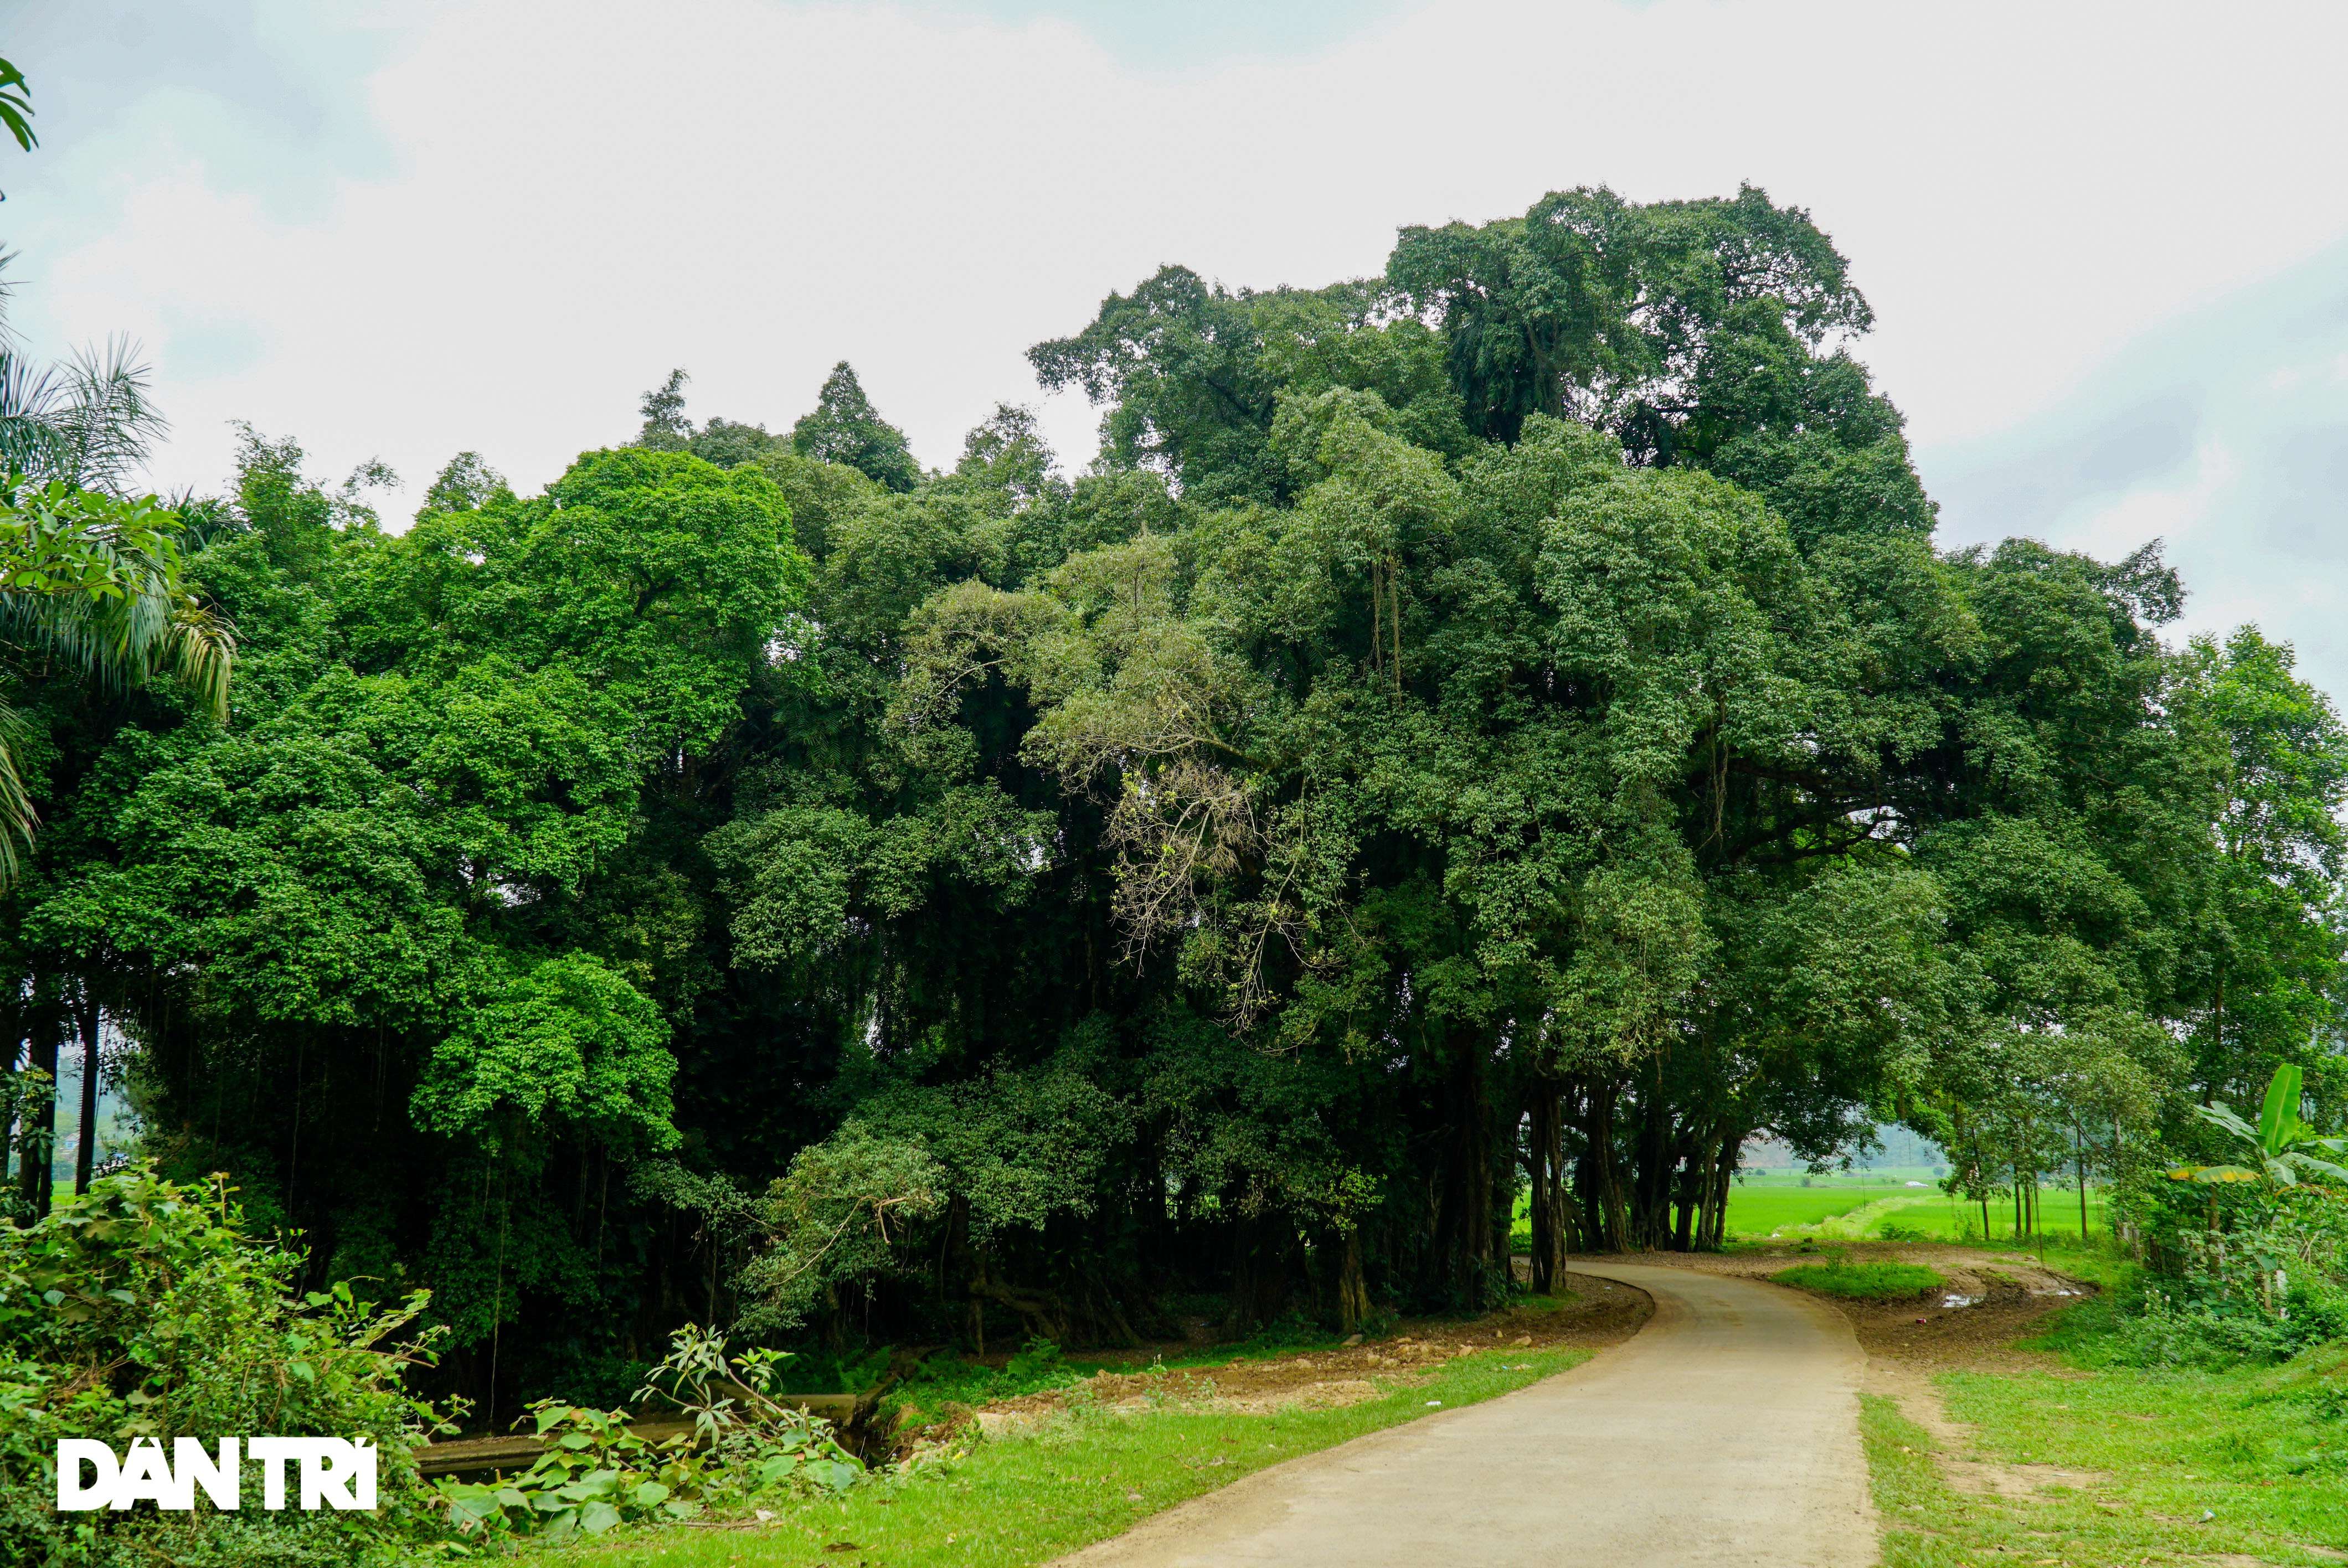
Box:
[960,1272,1652,1433]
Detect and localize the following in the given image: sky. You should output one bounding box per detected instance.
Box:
[5,0,2345,695]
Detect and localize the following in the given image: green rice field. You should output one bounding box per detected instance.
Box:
[1510,1167,2115,1250]
[1723,1170,2113,1242]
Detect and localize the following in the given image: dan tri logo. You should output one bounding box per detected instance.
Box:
[56,1437,379,1511]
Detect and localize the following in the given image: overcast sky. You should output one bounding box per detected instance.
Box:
[8,0,2346,697]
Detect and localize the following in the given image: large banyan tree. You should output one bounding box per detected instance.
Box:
[7,185,2340,1418]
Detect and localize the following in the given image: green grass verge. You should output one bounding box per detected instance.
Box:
[1774,1262,1946,1299]
[533,1344,1593,1568]
[1863,1312,2348,1565]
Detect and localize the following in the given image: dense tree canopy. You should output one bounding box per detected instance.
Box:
[3,183,2341,1421]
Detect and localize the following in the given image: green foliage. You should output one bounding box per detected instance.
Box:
[1002,1335,1065,1381]
[11,180,2348,1502]
[436,1324,864,1545]
[2170,1063,2348,1187]
[1770,1261,1947,1299]
[418,452,511,517]
[411,952,678,1160]
[0,57,34,153]
[734,1124,949,1332]
[791,362,920,492]
[0,1167,450,1566]
[0,481,231,877]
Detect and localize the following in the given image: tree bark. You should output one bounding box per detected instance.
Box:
[2074,1117,2089,1239]
[73,994,100,1196]
[1446,1036,1494,1307]
[1335,1226,1370,1333]
[1527,1085,1566,1293]
[1698,1128,1740,1251]
[1224,1209,1291,1338]
[16,992,60,1221]
[1578,1077,1627,1253]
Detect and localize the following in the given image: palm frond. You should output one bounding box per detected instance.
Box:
[0,589,134,693]
[0,702,34,888]
[0,347,68,479]
[0,247,19,347]
[51,337,165,491]
[0,57,35,155]
[163,601,235,721]
[0,484,238,715]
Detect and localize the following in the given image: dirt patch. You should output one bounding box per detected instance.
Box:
[971,1272,1652,1431]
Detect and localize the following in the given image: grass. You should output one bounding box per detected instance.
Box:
[1772,1261,1947,1299]
[1725,1185,1886,1234]
[1861,1192,2116,1244]
[534,1343,1594,1568]
[1728,1187,2117,1244]
[1863,1256,2348,1567]
[1503,1170,2114,1249]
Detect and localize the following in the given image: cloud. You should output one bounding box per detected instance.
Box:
[4,0,2346,695]
[2269,429,2348,563]
[1927,233,2348,698]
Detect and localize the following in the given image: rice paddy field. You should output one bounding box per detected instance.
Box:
[1510,1167,2115,1250]
[1722,1169,2113,1242]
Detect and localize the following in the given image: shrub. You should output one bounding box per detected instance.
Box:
[2106,1157,2348,1367]
[0,1165,451,1567]
[434,1324,867,1545]
[1772,1262,1947,1300]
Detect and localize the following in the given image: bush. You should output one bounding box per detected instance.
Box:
[1772,1262,1947,1299]
[0,1166,452,1567]
[2095,1277,2348,1371]
[2101,1169,2348,1368]
[435,1328,867,1545]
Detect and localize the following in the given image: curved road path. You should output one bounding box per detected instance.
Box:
[1052,1263,1876,1568]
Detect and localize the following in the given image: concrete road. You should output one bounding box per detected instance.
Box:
[1049,1262,1877,1568]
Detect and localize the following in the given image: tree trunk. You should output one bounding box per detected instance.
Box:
[2074,1117,2089,1239]
[73,994,100,1196]
[1528,1084,1571,1293]
[1,1012,22,1216]
[1434,1035,1494,1308]
[16,998,59,1221]
[1230,1209,1294,1338]
[1700,1129,1740,1251]
[1578,1077,1627,1253]
[1459,1040,1494,1307]
[1335,1226,1370,1333]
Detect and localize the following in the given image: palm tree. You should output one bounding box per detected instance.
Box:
[0,253,231,879]
[0,481,234,872]
[0,245,233,1219]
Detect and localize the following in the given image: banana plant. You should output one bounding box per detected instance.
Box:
[2169,1064,2348,1187]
